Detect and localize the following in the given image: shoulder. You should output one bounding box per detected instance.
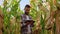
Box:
[20,14,24,17]
[20,14,26,18]
[20,14,25,17]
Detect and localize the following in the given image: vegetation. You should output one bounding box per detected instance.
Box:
[0,0,60,34]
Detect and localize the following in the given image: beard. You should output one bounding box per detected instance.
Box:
[25,12,29,15]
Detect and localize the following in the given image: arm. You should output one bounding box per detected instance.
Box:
[20,15,26,28]
[20,15,30,28]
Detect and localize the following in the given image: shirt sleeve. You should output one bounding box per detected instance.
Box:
[20,15,26,28]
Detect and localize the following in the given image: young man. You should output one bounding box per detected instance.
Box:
[21,5,35,34]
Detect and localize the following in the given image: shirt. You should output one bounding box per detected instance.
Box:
[21,14,34,34]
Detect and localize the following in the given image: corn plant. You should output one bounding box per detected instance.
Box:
[2,0,22,34]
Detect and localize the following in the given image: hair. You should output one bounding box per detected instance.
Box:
[25,5,31,8]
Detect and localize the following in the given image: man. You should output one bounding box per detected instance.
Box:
[21,5,35,34]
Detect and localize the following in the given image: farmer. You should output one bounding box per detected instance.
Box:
[20,5,35,34]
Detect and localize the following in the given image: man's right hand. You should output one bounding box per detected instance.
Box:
[26,22,30,26]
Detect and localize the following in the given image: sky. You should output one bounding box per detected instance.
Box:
[0,0,3,6]
[0,0,30,10]
[20,0,30,10]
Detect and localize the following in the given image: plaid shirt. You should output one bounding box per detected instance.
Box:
[21,14,34,34]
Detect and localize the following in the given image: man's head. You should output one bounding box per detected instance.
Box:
[24,5,31,15]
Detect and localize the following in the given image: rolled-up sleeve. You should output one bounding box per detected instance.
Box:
[20,15,26,28]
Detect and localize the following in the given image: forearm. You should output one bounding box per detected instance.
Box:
[21,23,27,28]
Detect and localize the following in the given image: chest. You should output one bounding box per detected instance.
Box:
[22,15,32,20]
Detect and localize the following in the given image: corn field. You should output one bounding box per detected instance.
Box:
[0,0,60,34]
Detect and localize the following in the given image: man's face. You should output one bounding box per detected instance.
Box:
[24,7,30,14]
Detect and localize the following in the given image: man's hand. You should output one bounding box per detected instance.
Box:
[26,22,33,25]
[26,22,30,26]
[25,20,35,26]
